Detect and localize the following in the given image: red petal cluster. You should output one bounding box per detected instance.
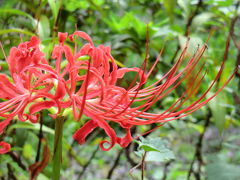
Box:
[0,31,237,153]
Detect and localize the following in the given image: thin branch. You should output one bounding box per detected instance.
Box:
[162,160,174,180]
[66,141,85,166]
[7,163,17,180]
[129,162,142,180]
[141,151,147,180]
[7,151,27,171]
[78,146,99,179]
[128,151,147,180]
[125,144,138,167]
[228,2,240,79]
[34,0,43,34]
[170,0,203,64]
[52,0,64,39]
[107,149,124,179]
[185,0,203,36]
[229,15,240,51]
[222,2,240,94]
[125,126,138,167]
[187,110,211,180]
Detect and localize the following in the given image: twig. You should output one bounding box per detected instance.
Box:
[229,16,240,51]
[141,151,147,180]
[170,0,203,63]
[185,0,203,36]
[125,126,138,167]
[78,146,99,179]
[187,110,211,180]
[107,149,124,179]
[236,51,240,78]
[125,124,160,169]
[7,163,17,180]
[228,2,240,79]
[222,2,240,94]
[125,144,138,167]
[34,0,43,34]
[68,129,102,167]
[66,140,85,166]
[229,12,240,110]
[52,0,63,39]
[129,151,147,180]
[7,151,27,171]
[129,162,142,180]
[162,160,173,180]
[48,0,64,61]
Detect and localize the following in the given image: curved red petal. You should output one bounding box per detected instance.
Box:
[0,118,12,134]
[0,141,11,154]
[116,128,132,148]
[73,120,98,144]
[69,31,93,45]
[58,32,68,44]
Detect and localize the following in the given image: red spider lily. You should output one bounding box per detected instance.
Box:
[62,32,237,151]
[0,37,65,152]
[0,31,237,153]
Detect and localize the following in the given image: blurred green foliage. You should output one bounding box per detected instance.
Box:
[0,0,240,179]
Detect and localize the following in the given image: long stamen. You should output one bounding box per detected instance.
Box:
[77,58,92,121]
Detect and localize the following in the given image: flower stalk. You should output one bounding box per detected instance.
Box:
[52,116,65,180]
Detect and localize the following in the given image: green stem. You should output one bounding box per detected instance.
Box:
[52,116,65,180]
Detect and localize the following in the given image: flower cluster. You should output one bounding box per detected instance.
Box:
[0,31,236,153]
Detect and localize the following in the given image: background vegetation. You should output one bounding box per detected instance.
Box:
[0,0,239,179]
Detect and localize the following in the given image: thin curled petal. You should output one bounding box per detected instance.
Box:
[0,118,12,134]
[116,128,132,148]
[58,32,68,44]
[69,31,93,45]
[73,120,98,144]
[0,141,11,154]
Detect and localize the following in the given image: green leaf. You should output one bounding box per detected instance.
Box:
[145,151,175,162]
[177,0,190,18]
[208,92,227,131]
[7,122,54,134]
[192,12,214,29]
[206,158,240,180]
[64,0,89,12]
[103,12,146,38]
[0,29,35,36]
[137,137,166,152]
[0,8,34,22]
[163,0,176,23]
[209,0,234,6]
[47,0,61,22]
[187,123,204,133]
[23,144,33,160]
[135,137,175,162]
[37,173,50,180]
[93,0,104,6]
[0,60,8,70]
[38,15,50,39]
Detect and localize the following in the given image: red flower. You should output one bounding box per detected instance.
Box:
[0,37,65,153]
[65,32,236,151]
[0,31,237,153]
